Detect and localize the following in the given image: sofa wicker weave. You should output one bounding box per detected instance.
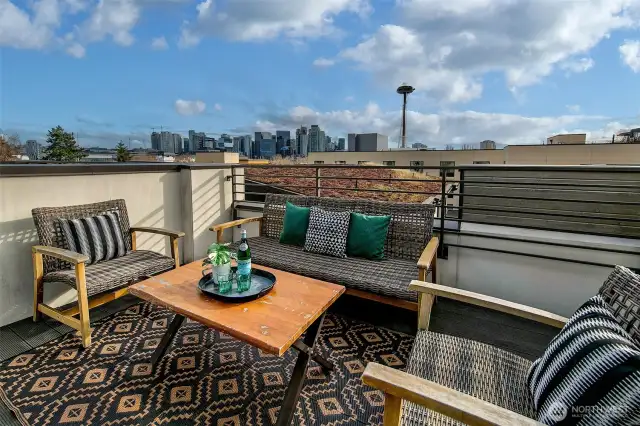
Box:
[31,199,185,347]
[212,194,438,308]
[362,265,640,426]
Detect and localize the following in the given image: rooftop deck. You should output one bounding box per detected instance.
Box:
[0,162,638,425]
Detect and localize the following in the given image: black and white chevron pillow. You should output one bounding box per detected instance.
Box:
[527,295,640,426]
[304,207,350,258]
[58,212,127,265]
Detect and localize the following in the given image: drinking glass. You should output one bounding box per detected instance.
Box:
[216,273,234,294]
[237,273,251,292]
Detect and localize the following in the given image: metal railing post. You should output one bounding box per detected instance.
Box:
[438,167,447,257]
[315,167,320,197]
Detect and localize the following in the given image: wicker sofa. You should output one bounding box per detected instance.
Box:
[211,194,438,309]
[31,199,185,347]
[362,265,640,425]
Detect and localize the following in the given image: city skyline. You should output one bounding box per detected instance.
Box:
[2,1,639,149]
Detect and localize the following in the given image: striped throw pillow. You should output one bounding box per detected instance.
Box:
[58,212,127,265]
[527,295,640,425]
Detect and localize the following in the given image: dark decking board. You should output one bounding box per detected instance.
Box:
[0,292,559,425]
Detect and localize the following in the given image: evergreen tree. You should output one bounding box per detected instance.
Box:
[42,126,86,162]
[115,141,131,162]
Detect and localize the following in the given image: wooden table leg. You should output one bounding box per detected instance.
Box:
[151,313,186,366]
[276,312,327,426]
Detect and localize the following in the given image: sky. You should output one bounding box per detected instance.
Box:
[1,0,640,149]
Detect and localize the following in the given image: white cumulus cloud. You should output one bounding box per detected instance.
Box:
[335,0,640,103]
[313,57,335,67]
[151,36,168,50]
[175,99,206,116]
[620,40,640,72]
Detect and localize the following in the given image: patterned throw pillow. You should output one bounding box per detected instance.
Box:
[526,295,640,426]
[303,207,350,258]
[58,212,128,265]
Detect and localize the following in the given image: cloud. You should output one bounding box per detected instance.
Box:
[559,57,595,74]
[250,103,617,147]
[335,0,640,103]
[151,36,169,50]
[179,0,371,47]
[214,103,222,111]
[313,57,335,67]
[566,105,581,113]
[66,42,86,58]
[620,40,640,72]
[175,99,207,116]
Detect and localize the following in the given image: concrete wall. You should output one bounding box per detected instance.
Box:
[0,166,235,326]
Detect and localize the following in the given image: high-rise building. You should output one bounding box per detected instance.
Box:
[183,138,189,153]
[338,138,346,151]
[173,133,183,154]
[348,133,356,152]
[254,132,272,158]
[204,136,216,150]
[352,133,389,151]
[480,140,497,149]
[188,130,206,151]
[240,135,252,157]
[160,131,174,153]
[308,125,327,153]
[276,130,290,156]
[295,127,308,156]
[260,138,277,158]
[25,140,41,160]
[412,142,428,149]
[151,132,161,151]
[325,135,332,151]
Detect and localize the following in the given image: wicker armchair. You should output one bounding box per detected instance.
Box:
[32,199,185,347]
[363,266,640,426]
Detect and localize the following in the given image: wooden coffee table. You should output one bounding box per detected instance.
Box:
[129,260,345,426]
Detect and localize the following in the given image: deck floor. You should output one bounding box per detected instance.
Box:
[0,293,558,426]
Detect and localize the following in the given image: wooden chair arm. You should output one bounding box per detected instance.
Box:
[209,216,263,232]
[130,227,185,239]
[32,245,89,265]
[362,363,544,426]
[417,236,439,270]
[409,281,567,328]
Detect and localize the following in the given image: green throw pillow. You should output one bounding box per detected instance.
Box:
[346,212,391,260]
[279,202,311,246]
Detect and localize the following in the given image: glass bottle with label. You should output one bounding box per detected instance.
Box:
[236,229,252,291]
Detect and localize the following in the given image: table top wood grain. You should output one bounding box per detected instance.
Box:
[129,261,345,356]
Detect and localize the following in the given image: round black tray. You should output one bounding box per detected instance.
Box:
[198,267,276,302]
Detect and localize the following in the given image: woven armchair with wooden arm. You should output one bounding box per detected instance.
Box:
[363,265,640,426]
[32,199,185,348]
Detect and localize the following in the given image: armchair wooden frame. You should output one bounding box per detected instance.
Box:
[363,280,569,426]
[210,218,439,312]
[33,227,184,348]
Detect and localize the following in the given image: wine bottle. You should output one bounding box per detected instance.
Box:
[237,229,251,278]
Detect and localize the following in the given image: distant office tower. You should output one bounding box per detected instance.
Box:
[240,135,252,157]
[204,136,216,150]
[353,133,388,151]
[338,138,346,151]
[276,130,290,155]
[25,140,41,160]
[325,135,332,151]
[232,136,242,153]
[160,131,174,153]
[151,132,161,151]
[480,140,497,149]
[173,133,183,154]
[259,138,277,158]
[217,134,233,151]
[183,138,189,153]
[188,130,206,151]
[348,133,356,152]
[295,127,309,156]
[308,125,327,153]
[254,132,272,158]
[412,142,427,149]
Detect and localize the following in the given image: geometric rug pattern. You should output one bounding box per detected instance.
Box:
[0,302,414,425]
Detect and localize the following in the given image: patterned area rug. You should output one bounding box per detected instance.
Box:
[0,302,414,425]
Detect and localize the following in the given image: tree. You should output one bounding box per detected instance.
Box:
[42,126,86,162]
[115,141,131,162]
[0,135,20,161]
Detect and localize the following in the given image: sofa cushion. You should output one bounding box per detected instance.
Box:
[43,250,175,297]
[230,236,419,302]
[526,295,640,426]
[279,202,310,246]
[304,207,350,258]
[58,212,127,265]
[598,265,640,344]
[346,212,391,260]
[402,331,535,425]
